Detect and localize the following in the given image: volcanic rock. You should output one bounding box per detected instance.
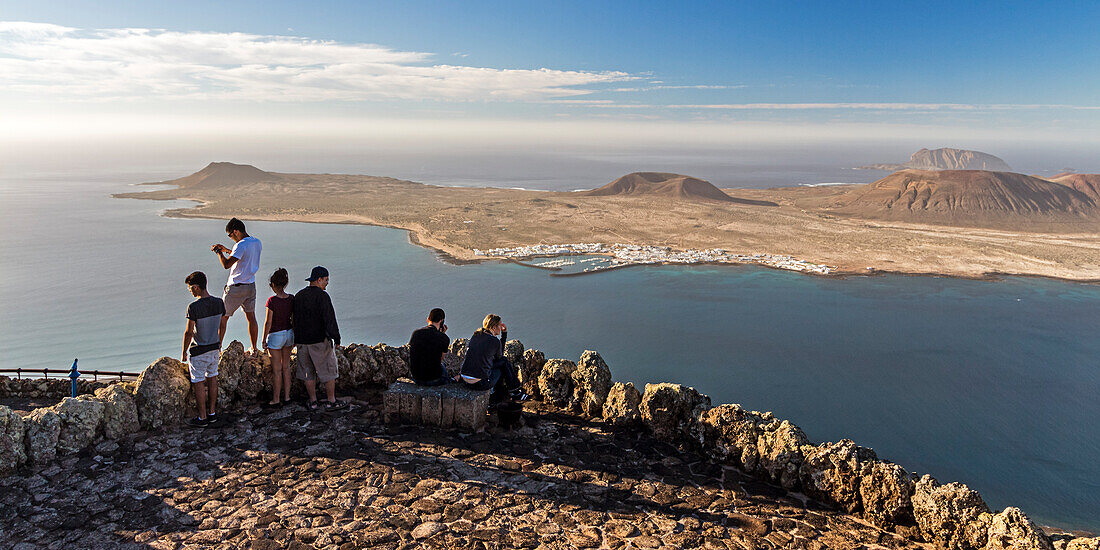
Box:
[639,383,711,441]
[603,382,642,425]
[581,172,737,202]
[0,406,26,473]
[859,461,918,529]
[91,384,140,440]
[984,507,1053,550]
[756,420,810,490]
[519,349,546,398]
[911,475,992,549]
[23,407,60,464]
[570,351,612,416]
[538,359,577,409]
[693,404,765,472]
[134,357,193,430]
[799,439,877,513]
[52,397,104,455]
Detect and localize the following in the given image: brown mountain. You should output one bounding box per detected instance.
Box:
[819,169,1096,223]
[1048,173,1100,202]
[858,148,1012,172]
[146,162,279,188]
[581,172,736,202]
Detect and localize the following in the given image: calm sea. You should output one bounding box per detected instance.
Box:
[1,175,1098,532]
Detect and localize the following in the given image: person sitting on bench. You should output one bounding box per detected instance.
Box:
[408,308,451,386]
[459,314,528,403]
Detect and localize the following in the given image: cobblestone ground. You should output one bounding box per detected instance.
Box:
[0,391,926,549]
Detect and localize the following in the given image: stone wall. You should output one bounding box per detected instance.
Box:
[0,376,115,399]
[0,338,1094,550]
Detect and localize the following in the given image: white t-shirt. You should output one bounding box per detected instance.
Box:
[228,235,262,284]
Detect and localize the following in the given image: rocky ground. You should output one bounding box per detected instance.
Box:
[0,389,927,550]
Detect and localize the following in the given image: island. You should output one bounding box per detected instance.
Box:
[115,163,1100,281]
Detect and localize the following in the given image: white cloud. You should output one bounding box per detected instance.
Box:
[0,22,632,102]
[662,102,1100,111]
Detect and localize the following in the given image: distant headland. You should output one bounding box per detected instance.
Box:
[857,147,1013,172]
[114,161,1100,281]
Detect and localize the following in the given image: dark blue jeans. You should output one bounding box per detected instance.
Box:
[467,358,520,401]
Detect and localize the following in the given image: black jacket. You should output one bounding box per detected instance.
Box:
[460,330,506,381]
[292,285,340,346]
[408,325,450,380]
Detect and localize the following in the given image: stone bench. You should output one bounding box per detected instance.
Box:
[382,380,490,431]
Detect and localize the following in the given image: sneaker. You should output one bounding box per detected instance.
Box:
[187,417,208,428]
[509,389,530,402]
[324,400,348,412]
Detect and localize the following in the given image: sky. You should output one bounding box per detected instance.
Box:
[0,1,1098,175]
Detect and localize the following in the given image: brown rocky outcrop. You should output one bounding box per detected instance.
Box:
[504,340,525,369]
[756,419,810,490]
[22,408,60,464]
[603,382,642,425]
[693,404,765,472]
[216,341,246,408]
[912,475,992,549]
[1054,537,1100,550]
[799,439,878,513]
[984,507,1053,550]
[0,406,26,473]
[519,349,546,398]
[639,383,711,441]
[92,383,140,439]
[537,359,577,409]
[570,350,612,416]
[134,357,193,430]
[859,461,919,530]
[52,397,104,455]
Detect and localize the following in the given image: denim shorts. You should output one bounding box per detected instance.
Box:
[265,329,294,350]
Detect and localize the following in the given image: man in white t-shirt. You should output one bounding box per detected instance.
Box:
[211,217,262,354]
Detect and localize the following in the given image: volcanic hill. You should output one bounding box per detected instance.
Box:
[581,172,737,202]
[859,147,1013,171]
[148,162,279,188]
[1048,173,1100,202]
[816,169,1097,224]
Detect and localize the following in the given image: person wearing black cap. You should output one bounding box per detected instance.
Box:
[292,266,347,411]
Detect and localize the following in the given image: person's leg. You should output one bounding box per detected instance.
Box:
[324,379,336,402]
[268,346,282,405]
[304,379,317,402]
[279,347,293,401]
[297,344,319,404]
[218,315,230,345]
[207,376,218,416]
[498,358,521,391]
[244,311,259,354]
[193,380,207,419]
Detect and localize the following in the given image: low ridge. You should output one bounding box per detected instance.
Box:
[148,162,279,188]
[581,172,736,202]
[822,169,1096,223]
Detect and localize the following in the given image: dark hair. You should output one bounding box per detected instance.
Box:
[428,308,445,323]
[185,271,207,290]
[269,267,289,289]
[225,217,246,234]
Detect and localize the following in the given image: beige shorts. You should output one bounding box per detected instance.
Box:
[297,340,338,383]
[223,283,256,315]
[188,350,220,383]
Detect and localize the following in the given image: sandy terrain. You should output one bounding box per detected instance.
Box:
[115,168,1100,281]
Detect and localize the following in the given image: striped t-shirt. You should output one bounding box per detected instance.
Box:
[187,296,225,356]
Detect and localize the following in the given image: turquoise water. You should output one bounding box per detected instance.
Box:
[1,176,1098,531]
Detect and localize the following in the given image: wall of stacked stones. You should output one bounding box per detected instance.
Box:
[0,338,1094,550]
[0,376,114,399]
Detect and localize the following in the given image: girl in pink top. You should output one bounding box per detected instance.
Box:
[262,268,294,406]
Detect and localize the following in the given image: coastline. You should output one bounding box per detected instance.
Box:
[143,203,1100,284]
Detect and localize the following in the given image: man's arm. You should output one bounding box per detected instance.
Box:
[182,319,196,362]
[322,293,341,347]
[211,244,240,270]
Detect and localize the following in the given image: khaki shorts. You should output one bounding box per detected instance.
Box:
[297,340,338,383]
[223,283,256,315]
[188,350,220,383]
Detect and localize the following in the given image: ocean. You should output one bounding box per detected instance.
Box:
[1,173,1098,532]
